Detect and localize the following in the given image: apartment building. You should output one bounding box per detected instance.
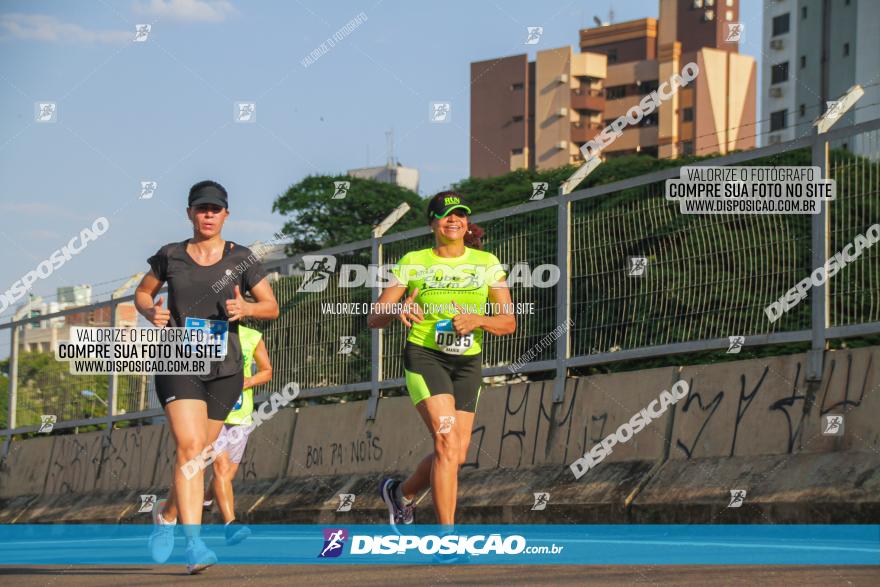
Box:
[763,0,880,149]
[17,287,137,353]
[470,0,757,177]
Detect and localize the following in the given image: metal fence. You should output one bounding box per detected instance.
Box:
[3,118,879,436]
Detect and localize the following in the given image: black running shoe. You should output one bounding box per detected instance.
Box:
[380,478,415,528]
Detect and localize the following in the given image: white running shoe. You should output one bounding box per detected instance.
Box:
[185,537,218,574]
[148,498,176,563]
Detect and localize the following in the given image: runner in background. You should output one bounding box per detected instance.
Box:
[158,325,272,546]
[368,192,516,538]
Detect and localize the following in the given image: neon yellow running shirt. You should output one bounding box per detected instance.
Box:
[225,326,262,426]
[391,247,506,356]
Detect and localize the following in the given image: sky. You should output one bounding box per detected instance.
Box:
[0,0,765,327]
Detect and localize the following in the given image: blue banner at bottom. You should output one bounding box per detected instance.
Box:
[0,525,877,565]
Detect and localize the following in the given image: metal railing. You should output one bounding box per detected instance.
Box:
[3,118,879,435]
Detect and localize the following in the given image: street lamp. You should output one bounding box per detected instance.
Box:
[80,389,108,407]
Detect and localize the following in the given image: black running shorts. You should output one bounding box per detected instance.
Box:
[403,342,482,412]
[154,372,244,421]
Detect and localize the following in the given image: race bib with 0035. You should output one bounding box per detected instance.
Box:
[434,319,473,355]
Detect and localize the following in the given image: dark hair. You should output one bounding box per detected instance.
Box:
[464,223,484,250]
[189,180,228,200]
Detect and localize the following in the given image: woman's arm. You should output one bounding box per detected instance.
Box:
[367,283,423,329]
[226,277,280,321]
[243,339,273,389]
[134,271,171,327]
[451,281,517,336]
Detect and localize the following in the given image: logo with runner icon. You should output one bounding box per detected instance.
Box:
[338,336,356,355]
[727,489,747,508]
[39,414,57,434]
[138,494,157,513]
[337,494,355,512]
[532,492,550,511]
[822,414,844,436]
[298,255,338,293]
[319,528,348,558]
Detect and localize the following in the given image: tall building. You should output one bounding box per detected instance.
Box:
[469,0,757,178]
[470,54,535,178]
[762,0,880,149]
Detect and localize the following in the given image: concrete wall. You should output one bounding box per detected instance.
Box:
[1,345,878,522]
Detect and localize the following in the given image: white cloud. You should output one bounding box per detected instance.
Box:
[133,0,237,23]
[0,14,131,44]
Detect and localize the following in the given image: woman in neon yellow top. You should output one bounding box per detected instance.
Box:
[368,191,516,532]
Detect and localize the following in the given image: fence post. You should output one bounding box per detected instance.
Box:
[808,136,830,382]
[105,301,118,434]
[553,194,572,403]
[367,236,381,420]
[5,325,19,450]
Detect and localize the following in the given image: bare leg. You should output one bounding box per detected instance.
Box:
[165,400,224,528]
[397,395,477,525]
[162,479,178,521]
[211,452,240,524]
[400,410,474,502]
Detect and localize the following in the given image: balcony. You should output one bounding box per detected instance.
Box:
[571,121,603,143]
[571,87,605,112]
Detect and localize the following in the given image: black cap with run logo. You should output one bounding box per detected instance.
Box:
[426,191,471,221]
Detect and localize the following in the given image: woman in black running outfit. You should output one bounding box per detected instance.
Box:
[134,180,278,573]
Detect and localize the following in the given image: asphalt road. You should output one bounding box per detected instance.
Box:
[1,565,878,586]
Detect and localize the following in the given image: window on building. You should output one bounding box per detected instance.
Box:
[607,49,618,64]
[704,9,715,21]
[726,0,734,6]
[843,43,850,57]
[641,113,658,127]
[606,85,627,99]
[640,80,659,93]
[705,0,715,6]
[692,0,703,7]
[682,141,694,156]
[511,148,523,155]
[512,115,524,123]
[770,109,787,132]
[799,104,806,117]
[772,13,790,36]
[682,107,694,122]
[726,10,733,20]
[511,83,524,91]
[802,6,807,19]
[771,61,789,84]
[800,55,806,68]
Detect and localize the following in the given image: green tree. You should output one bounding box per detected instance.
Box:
[272,175,427,255]
[0,351,114,430]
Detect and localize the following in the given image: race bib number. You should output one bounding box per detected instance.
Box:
[434,319,473,355]
[185,317,228,358]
